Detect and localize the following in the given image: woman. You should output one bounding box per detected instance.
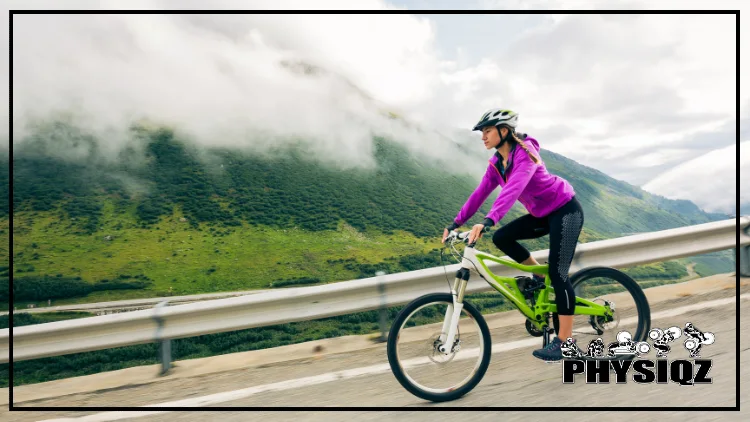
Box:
[441,108,585,362]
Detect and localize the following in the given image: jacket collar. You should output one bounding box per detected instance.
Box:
[492,143,517,180]
[494,143,517,168]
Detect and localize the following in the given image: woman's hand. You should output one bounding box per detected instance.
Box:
[443,221,460,244]
[467,224,487,244]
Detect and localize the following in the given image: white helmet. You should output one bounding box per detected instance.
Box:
[472,108,519,131]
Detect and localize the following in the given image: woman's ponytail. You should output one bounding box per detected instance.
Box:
[511,131,541,165]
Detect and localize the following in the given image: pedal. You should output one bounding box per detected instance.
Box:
[517,276,546,305]
[515,276,531,294]
[527,278,546,292]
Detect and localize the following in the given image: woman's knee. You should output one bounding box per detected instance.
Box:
[492,230,530,262]
[491,230,513,253]
[492,227,511,247]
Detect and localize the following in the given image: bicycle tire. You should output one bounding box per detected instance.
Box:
[387,293,492,402]
[568,266,652,361]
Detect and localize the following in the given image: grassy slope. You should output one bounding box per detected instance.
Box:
[10,205,443,307]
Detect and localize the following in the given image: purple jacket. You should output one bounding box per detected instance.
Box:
[454,135,575,227]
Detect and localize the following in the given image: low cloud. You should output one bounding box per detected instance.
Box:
[4,0,744,214]
[643,142,744,214]
[7,5,485,176]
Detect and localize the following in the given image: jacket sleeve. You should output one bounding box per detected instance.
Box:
[485,154,536,225]
[454,165,499,227]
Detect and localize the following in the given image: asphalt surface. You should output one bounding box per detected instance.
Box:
[3,274,746,421]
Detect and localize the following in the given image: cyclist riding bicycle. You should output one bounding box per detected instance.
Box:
[441,108,585,361]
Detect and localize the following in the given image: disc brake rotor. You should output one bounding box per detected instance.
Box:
[427,331,458,364]
[592,298,619,332]
[572,299,619,337]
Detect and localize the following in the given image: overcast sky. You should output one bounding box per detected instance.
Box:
[3,0,746,215]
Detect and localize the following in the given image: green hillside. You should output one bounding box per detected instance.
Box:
[3,122,734,310]
[1,121,737,387]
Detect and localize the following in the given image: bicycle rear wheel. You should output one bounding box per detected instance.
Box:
[563,266,651,359]
[387,293,491,402]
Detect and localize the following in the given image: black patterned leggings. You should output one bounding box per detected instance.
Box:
[491,196,584,315]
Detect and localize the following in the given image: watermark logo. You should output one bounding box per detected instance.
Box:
[683,322,715,358]
[649,326,682,358]
[561,322,714,386]
[560,330,651,359]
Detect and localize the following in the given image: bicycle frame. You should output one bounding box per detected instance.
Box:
[437,241,612,356]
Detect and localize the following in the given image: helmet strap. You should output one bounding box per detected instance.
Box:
[495,125,512,149]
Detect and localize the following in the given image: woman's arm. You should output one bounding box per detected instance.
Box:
[451,165,499,228]
[484,154,536,226]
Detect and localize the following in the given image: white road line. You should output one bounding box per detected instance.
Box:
[39,294,748,421]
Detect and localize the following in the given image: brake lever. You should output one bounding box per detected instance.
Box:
[465,226,491,248]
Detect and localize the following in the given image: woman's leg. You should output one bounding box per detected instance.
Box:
[545,197,585,340]
[532,197,585,361]
[491,214,550,277]
[520,256,544,279]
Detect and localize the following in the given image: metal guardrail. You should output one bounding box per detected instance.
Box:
[2,217,748,364]
[741,218,750,277]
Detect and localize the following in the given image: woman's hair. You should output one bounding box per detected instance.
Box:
[506,127,541,165]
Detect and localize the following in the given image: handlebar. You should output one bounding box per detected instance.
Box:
[444,225,492,247]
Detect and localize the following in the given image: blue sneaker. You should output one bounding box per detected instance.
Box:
[533,337,566,362]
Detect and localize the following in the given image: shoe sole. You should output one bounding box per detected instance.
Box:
[532,353,563,362]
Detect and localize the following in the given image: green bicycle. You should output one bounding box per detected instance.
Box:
[386,227,651,402]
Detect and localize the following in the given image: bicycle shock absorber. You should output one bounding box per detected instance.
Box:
[452,268,471,303]
[439,268,471,354]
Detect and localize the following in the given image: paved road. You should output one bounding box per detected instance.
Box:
[4,275,746,421]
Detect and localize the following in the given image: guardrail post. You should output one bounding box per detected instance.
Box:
[741,225,750,277]
[376,271,388,343]
[153,300,172,376]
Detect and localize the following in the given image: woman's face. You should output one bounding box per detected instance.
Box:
[481,126,507,149]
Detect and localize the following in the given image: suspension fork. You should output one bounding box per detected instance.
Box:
[439,267,471,355]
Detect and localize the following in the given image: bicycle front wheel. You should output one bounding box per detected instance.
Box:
[387,293,491,402]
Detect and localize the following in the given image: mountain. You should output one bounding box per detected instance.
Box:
[3,121,734,304]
